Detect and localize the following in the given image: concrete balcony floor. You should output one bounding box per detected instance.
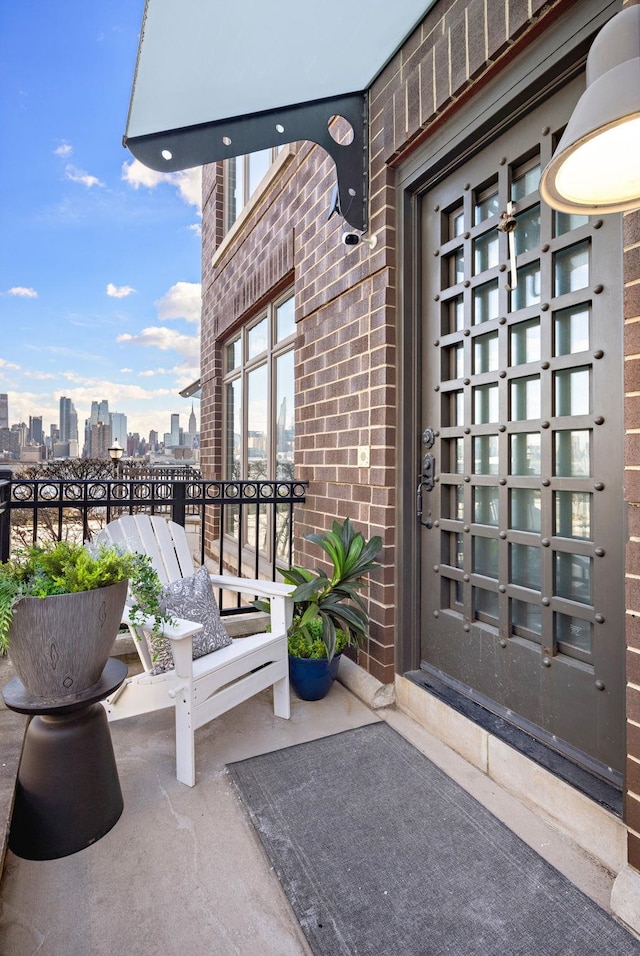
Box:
[0,658,377,956]
[0,653,626,956]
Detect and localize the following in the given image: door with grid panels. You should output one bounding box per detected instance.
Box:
[419,79,624,776]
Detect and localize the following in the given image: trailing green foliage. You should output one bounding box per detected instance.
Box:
[287,617,349,659]
[256,517,382,662]
[0,539,171,653]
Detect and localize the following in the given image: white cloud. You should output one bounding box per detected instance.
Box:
[122,160,202,214]
[0,358,20,370]
[7,286,38,298]
[117,326,200,361]
[120,367,133,374]
[54,142,73,157]
[106,283,136,298]
[155,281,201,324]
[174,169,202,212]
[24,370,56,380]
[139,364,200,387]
[65,164,104,188]
[121,160,167,190]
[187,223,202,237]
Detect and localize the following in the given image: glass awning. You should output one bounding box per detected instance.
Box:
[124,0,435,230]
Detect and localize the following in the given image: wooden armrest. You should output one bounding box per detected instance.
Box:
[122,606,204,641]
[208,574,294,599]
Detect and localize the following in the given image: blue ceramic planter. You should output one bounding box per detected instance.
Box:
[288,653,342,701]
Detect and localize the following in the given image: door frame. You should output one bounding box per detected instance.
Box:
[395,0,621,677]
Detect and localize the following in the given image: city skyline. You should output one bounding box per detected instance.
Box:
[0,2,201,437]
[0,392,196,445]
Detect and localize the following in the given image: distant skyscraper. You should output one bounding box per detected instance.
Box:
[89,400,109,426]
[84,400,110,457]
[0,394,8,429]
[28,416,43,444]
[169,413,180,448]
[59,396,78,443]
[90,421,112,459]
[110,412,127,446]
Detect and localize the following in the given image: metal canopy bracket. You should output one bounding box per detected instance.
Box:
[123,1,436,235]
[124,92,369,232]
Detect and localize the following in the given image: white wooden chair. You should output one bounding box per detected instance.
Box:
[98,514,293,786]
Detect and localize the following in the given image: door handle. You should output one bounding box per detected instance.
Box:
[421,453,436,492]
[417,453,436,527]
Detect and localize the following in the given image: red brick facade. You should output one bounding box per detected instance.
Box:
[201,0,640,879]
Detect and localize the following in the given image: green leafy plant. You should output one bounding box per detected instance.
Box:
[0,539,171,653]
[257,517,382,662]
[287,617,350,659]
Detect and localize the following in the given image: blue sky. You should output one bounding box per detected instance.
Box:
[0,1,202,440]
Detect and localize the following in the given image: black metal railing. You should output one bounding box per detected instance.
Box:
[0,470,307,614]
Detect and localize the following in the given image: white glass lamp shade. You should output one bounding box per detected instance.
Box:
[540,6,640,215]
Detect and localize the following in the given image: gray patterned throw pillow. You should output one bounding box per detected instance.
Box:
[147,566,232,673]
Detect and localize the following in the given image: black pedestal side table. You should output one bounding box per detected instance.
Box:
[3,657,127,860]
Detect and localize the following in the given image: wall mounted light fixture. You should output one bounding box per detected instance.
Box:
[540,5,640,215]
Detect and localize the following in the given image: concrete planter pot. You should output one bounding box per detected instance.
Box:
[8,579,128,699]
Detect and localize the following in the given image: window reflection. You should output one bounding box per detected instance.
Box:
[514,205,540,255]
[448,247,465,285]
[474,537,498,578]
[510,375,541,421]
[511,163,541,201]
[248,317,268,359]
[510,319,541,365]
[512,600,541,637]
[248,364,268,479]
[275,350,294,479]
[554,211,589,236]
[554,241,589,295]
[474,188,500,224]
[554,491,591,539]
[474,332,499,373]
[473,280,499,324]
[474,588,498,620]
[474,487,498,525]
[474,384,499,423]
[554,368,590,417]
[511,543,541,590]
[474,232,499,273]
[449,207,464,239]
[473,435,498,474]
[510,488,541,532]
[554,430,590,477]
[555,613,592,656]
[511,261,540,309]
[554,306,589,355]
[510,433,541,475]
[555,552,591,605]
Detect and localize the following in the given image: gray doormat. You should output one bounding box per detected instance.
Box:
[229,722,640,956]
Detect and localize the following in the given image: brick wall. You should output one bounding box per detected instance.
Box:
[207,3,617,660]
[200,0,574,685]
